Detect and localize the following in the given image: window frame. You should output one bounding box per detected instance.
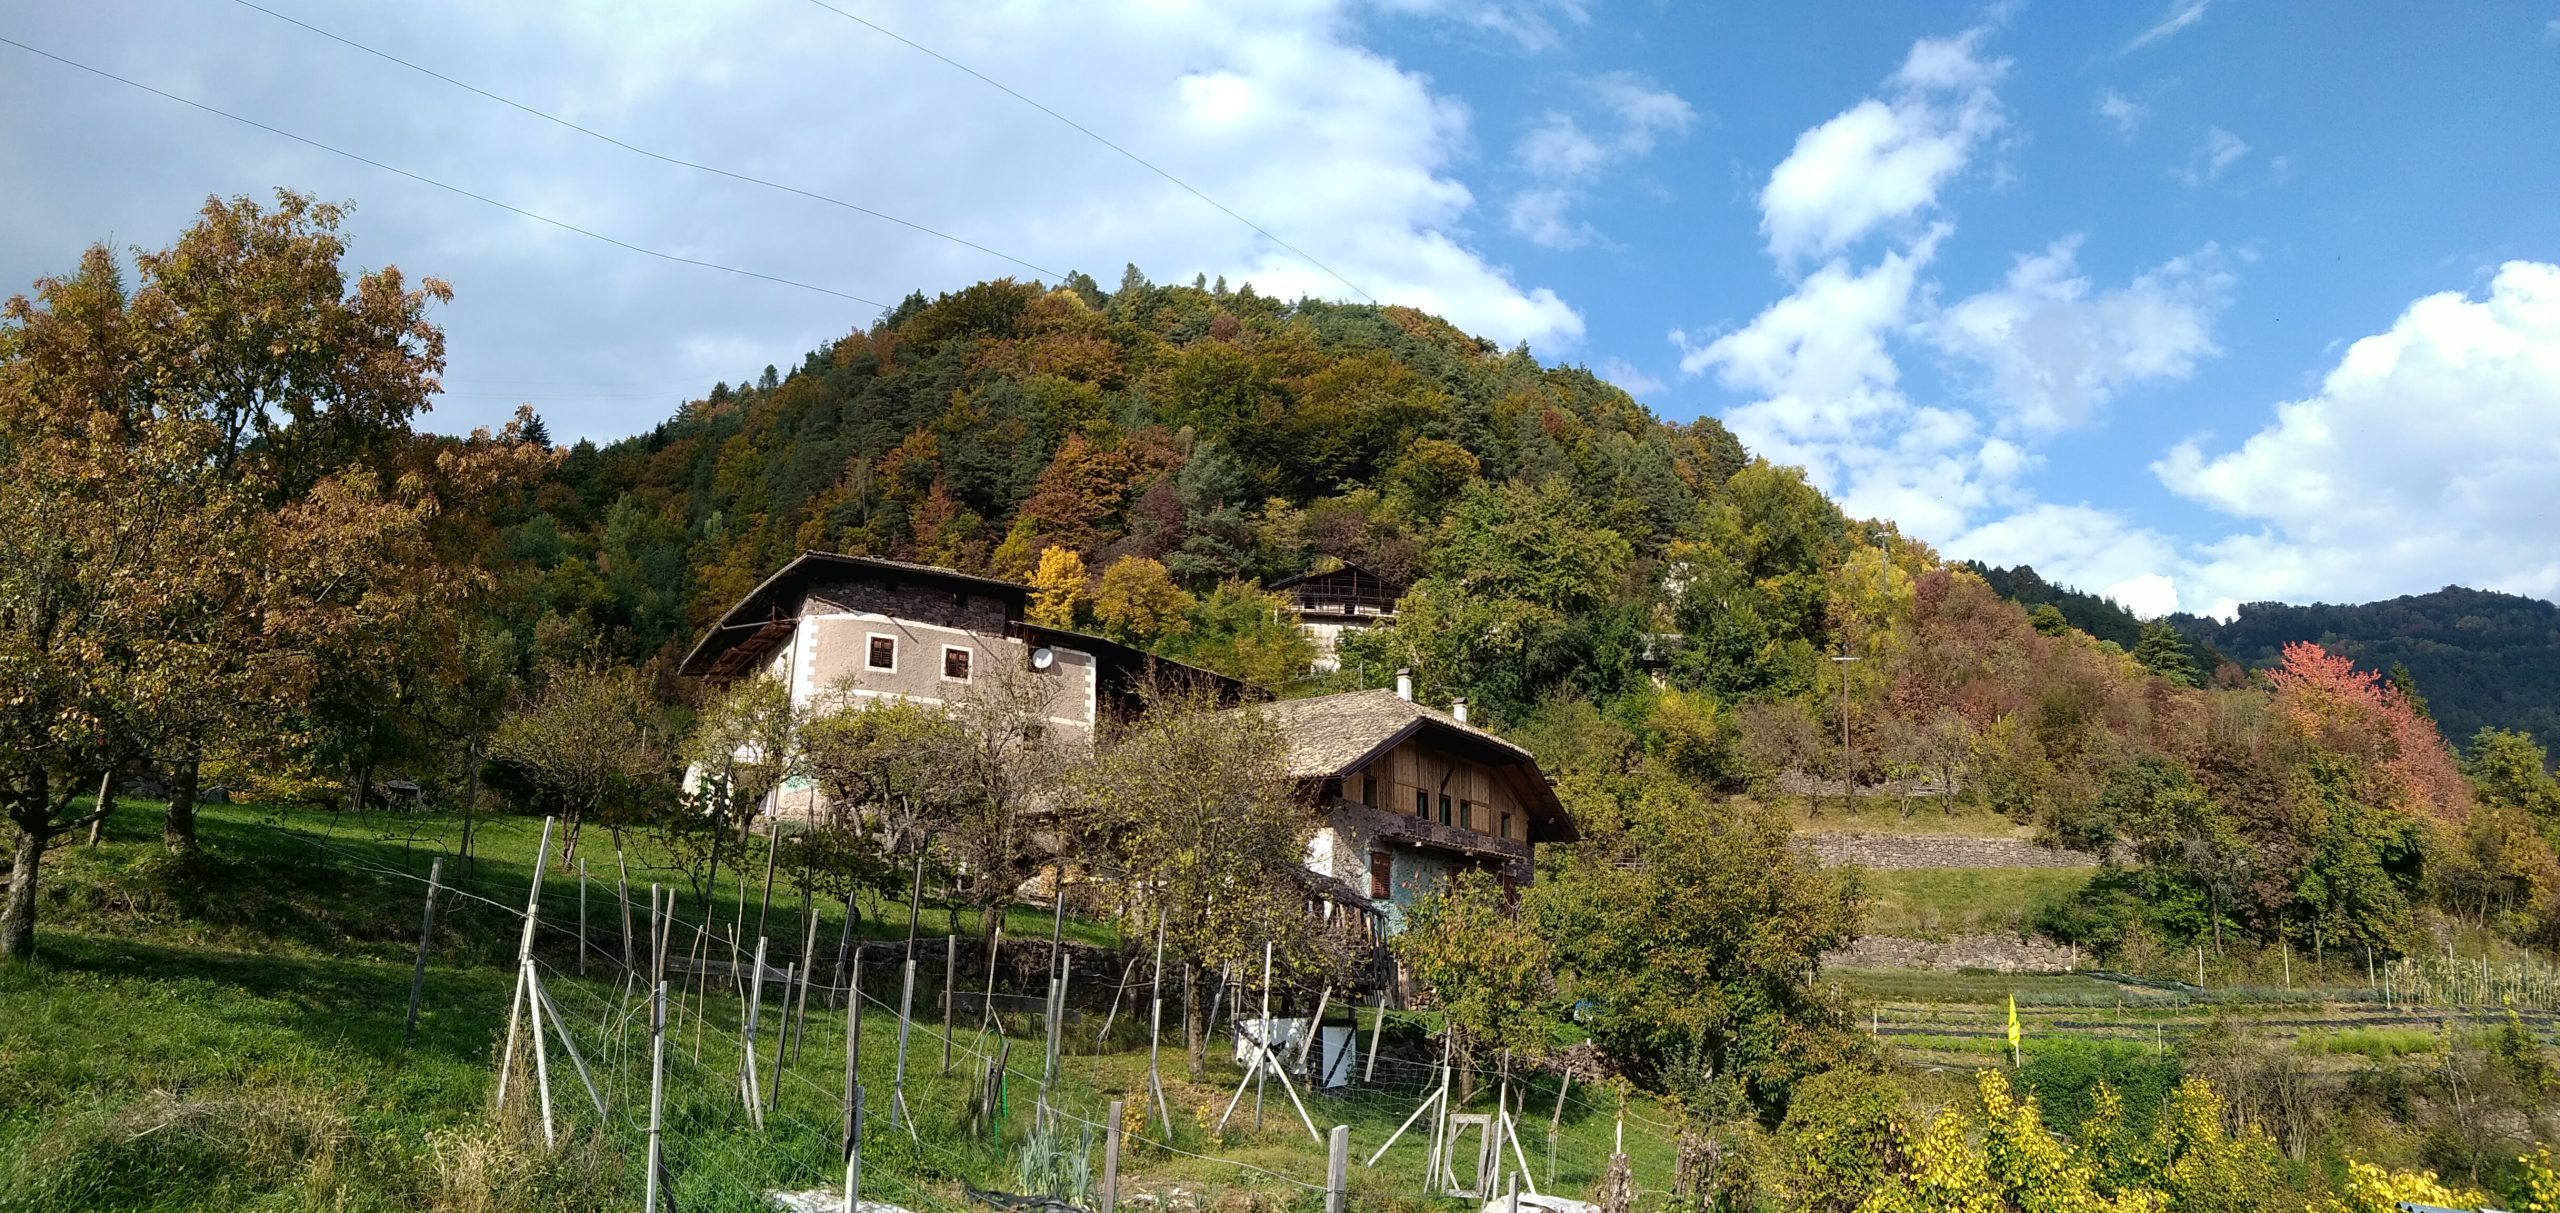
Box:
[940,644,974,683]
[1369,850,1392,900]
[1414,789,1429,819]
[865,633,898,673]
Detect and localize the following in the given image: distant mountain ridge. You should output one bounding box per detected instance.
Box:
[1971,567,2560,749]
[2170,586,2560,750]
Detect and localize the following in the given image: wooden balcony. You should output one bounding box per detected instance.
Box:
[1327,798,1529,863]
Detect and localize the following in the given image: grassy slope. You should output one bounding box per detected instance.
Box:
[1856,868,2093,939]
[0,800,1677,1212]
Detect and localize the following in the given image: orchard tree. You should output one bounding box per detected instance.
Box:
[1066,688,1318,1076]
[1532,795,1862,1108]
[489,661,663,865]
[1395,871,1557,1102]
[0,245,267,958]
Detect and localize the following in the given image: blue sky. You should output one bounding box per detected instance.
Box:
[4,0,2559,615]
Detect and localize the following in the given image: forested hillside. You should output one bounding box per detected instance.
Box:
[506,269,1745,689]
[22,198,2560,1211]
[2171,588,2560,751]
[483,270,2560,982]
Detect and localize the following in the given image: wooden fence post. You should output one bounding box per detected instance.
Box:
[1327,1123,1350,1213]
[646,980,668,1213]
[404,856,443,1044]
[617,849,635,975]
[86,770,112,846]
[1102,1098,1124,1213]
[769,961,795,1115]
[495,818,555,1116]
[578,857,589,977]
[942,934,958,1073]
[742,935,769,1127]
[844,946,865,1150]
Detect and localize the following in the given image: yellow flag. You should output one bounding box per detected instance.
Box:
[2006,994,2022,1060]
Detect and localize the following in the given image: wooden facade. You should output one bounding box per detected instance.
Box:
[1340,735,1532,847]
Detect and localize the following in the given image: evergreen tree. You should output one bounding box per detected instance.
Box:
[2133,621,2199,686]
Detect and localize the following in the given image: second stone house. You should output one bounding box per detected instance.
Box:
[1256,675,1576,936]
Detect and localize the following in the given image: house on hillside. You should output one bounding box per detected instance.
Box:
[678,550,1245,813]
[1256,675,1575,938]
[1266,562,1404,673]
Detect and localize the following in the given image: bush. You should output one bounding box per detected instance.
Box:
[2016,1038,2180,1139]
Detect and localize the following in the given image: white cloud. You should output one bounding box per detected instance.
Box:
[2096,89,2147,137]
[1925,237,2232,431]
[2127,0,2210,51]
[1758,29,2006,263]
[2542,16,2559,44]
[1507,188,1597,249]
[2156,260,2560,608]
[1597,357,1665,397]
[2179,127,2251,185]
[1505,74,1694,248]
[0,0,1588,442]
[1518,114,1610,179]
[1947,504,2187,613]
[1375,0,1593,52]
[1587,72,1698,153]
[1676,227,2031,538]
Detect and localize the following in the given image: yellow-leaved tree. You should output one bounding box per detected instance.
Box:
[1028,546,1089,628]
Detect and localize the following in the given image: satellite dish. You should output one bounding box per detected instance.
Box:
[1030,646,1056,671]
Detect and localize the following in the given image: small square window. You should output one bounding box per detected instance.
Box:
[1369,851,1392,899]
[867,636,896,671]
[942,646,973,681]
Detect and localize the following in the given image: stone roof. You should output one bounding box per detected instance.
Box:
[1252,688,1533,779]
[1247,688,1575,842]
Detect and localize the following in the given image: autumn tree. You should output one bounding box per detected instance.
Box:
[131,192,454,849]
[1396,871,1558,1102]
[1092,555,1194,646]
[1028,546,1089,628]
[488,662,664,865]
[0,256,260,958]
[1065,689,1316,1076]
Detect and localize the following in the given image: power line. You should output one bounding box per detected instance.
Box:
[795,0,1377,303]
[224,0,1062,283]
[0,36,889,310]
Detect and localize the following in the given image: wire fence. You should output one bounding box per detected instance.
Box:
[228,812,1656,1212]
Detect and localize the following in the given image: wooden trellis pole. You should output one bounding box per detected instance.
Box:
[403,856,442,1045]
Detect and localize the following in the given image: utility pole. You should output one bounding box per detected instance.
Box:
[1830,651,1861,815]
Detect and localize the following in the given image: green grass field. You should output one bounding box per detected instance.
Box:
[0,799,1681,1212]
[1854,868,2093,939]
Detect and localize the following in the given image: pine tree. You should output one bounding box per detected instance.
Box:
[2132,622,2198,687]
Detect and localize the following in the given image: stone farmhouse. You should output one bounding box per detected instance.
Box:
[682,552,1572,939]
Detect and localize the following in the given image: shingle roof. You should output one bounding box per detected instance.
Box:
[1253,688,1532,778]
[1247,688,1577,843]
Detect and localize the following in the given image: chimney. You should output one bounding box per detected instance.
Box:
[1451,697,1470,724]
[1395,668,1414,702]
